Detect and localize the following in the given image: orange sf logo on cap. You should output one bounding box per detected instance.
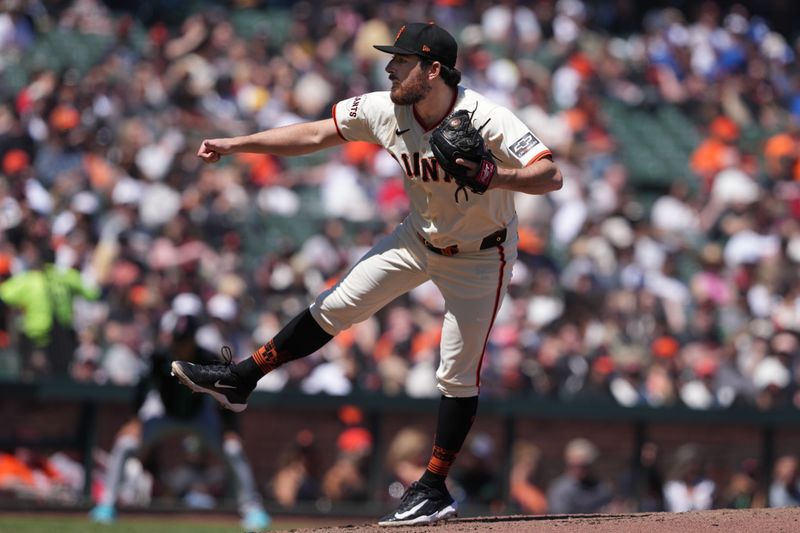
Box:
[394,25,406,43]
[422,45,431,52]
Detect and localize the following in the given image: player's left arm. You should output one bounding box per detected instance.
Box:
[455,152,562,195]
[490,155,562,195]
[474,105,563,195]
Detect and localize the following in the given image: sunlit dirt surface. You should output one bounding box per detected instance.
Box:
[278,508,800,533]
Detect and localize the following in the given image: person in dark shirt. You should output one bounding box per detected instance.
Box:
[547,438,614,514]
[90,309,269,531]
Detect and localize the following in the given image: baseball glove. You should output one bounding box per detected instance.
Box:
[430,108,496,201]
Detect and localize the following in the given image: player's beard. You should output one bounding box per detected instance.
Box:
[390,68,431,105]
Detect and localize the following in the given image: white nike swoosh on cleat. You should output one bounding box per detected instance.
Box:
[214,380,237,389]
[394,500,427,519]
[171,362,247,413]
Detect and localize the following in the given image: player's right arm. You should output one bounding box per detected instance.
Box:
[197,118,346,162]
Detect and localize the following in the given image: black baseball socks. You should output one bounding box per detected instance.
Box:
[233,308,333,385]
[419,395,479,490]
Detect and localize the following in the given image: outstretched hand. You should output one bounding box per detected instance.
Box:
[197,138,235,163]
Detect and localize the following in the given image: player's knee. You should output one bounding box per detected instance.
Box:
[309,302,345,336]
[436,380,479,398]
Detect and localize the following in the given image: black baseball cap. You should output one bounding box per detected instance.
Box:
[374,22,458,69]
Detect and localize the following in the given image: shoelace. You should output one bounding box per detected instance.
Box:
[220,345,233,366]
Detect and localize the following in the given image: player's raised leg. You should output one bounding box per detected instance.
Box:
[170,309,329,412]
[173,225,427,411]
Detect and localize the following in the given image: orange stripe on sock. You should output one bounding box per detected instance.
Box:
[427,457,451,476]
[252,342,277,374]
[427,445,457,477]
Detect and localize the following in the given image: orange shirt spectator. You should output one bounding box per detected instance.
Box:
[690,117,741,192]
[764,131,800,181]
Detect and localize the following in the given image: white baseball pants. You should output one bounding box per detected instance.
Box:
[310,219,516,397]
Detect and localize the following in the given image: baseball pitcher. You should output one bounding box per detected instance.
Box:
[172,22,562,526]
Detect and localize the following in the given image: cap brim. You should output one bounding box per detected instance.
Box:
[374,44,416,56]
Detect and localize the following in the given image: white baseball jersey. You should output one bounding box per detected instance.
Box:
[313,86,551,397]
[332,86,551,249]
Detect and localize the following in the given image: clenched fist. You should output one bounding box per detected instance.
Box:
[197,138,235,163]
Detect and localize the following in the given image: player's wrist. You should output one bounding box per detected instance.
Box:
[475,159,496,192]
[228,135,248,152]
[489,167,512,190]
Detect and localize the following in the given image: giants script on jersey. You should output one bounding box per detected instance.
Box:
[349,96,362,118]
[395,152,454,182]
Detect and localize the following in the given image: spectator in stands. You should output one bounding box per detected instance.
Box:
[270,429,321,507]
[690,116,742,192]
[320,405,373,502]
[508,440,548,515]
[383,427,429,502]
[644,337,681,407]
[570,354,615,403]
[0,244,99,380]
[89,304,269,531]
[0,446,68,500]
[321,425,372,502]
[768,330,800,406]
[451,432,500,507]
[663,444,716,512]
[617,441,665,512]
[752,333,796,410]
[196,292,249,356]
[763,124,800,183]
[679,356,731,410]
[546,438,613,514]
[769,455,800,507]
[609,345,650,407]
[719,458,765,509]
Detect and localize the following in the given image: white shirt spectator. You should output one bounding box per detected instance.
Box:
[664,478,716,511]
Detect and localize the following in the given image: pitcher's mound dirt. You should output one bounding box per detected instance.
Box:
[282,507,800,533]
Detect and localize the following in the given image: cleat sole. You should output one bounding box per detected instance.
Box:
[377,506,457,527]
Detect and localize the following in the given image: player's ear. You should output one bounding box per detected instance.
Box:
[427,60,442,80]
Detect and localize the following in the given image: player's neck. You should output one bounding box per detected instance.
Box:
[413,85,457,130]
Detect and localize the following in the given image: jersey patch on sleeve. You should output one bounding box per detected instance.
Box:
[509,132,540,159]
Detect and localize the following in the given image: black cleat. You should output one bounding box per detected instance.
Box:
[378,481,457,527]
[171,347,254,412]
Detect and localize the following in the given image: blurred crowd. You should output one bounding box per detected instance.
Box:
[267,421,800,514]
[1,0,800,414]
[7,418,800,514]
